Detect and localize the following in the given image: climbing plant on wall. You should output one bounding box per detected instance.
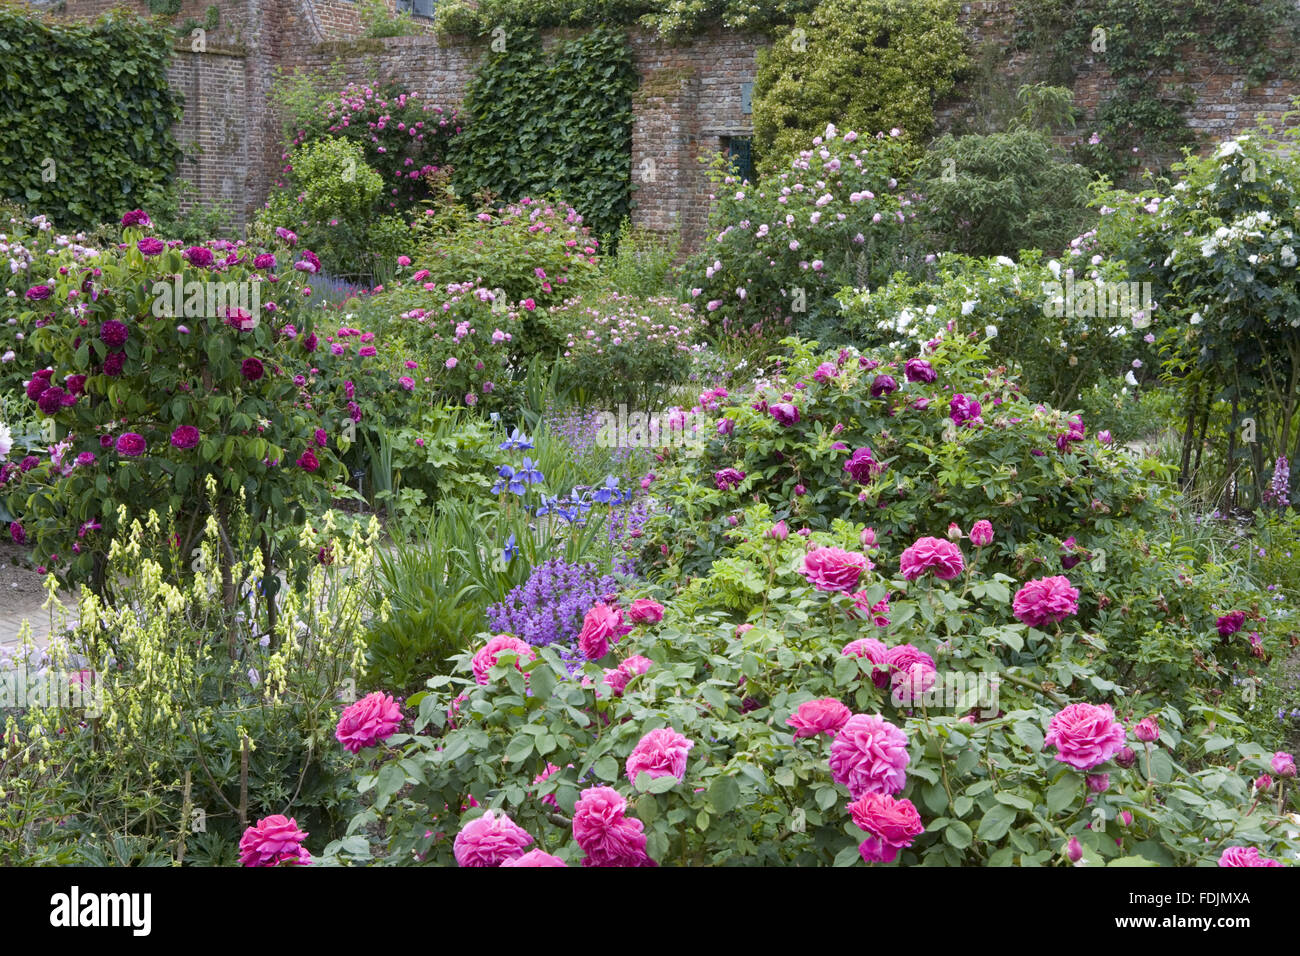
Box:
[1013,0,1300,183]
[449,26,635,242]
[0,7,183,229]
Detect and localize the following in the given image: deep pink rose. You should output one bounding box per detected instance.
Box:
[842,638,891,688]
[829,713,910,798]
[1012,575,1079,627]
[572,786,655,867]
[844,446,883,483]
[770,402,800,426]
[241,357,265,381]
[500,849,567,867]
[1217,611,1246,636]
[604,655,652,696]
[628,599,663,624]
[801,546,871,592]
[1218,846,1283,867]
[1133,717,1159,743]
[969,520,993,547]
[787,698,852,738]
[886,645,937,703]
[335,691,402,753]
[899,537,964,581]
[115,432,146,457]
[949,393,982,425]
[239,815,311,867]
[904,358,936,383]
[578,602,630,660]
[1045,702,1126,770]
[626,727,693,785]
[850,791,924,862]
[471,634,536,685]
[170,426,200,450]
[1271,751,1296,777]
[454,810,534,867]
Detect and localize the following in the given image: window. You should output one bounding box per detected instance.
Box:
[396,0,435,18]
[722,136,754,184]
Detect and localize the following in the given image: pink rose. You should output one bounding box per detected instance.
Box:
[471,634,536,685]
[1012,576,1080,627]
[500,849,567,867]
[335,691,402,753]
[572,786,655,867]
[842,638,891,689]
[532,763,562,807]
[787,698,852,738]
[1133,717,1159,743]
[239,815,311,867]
[969,520,994,547]
[829,713,910,798]
[801,546,871,592]
[849,791,924,863]
[627,598,664,624]
[899,537,964,581]
[454,810,534,866]
[1044,703,1126,770]
[578,602,630,660]
[1218,846,1283,867]
[886,645,937,703]
[604,655,653,697]
[626,727,693,785]
[1271,751,1296,777]
[847,591,890,626]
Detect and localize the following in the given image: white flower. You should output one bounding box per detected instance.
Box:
[985,325,998,339]
[0,422,11,462]
[961,300,977,316]
[1048,259,1062,279]
[1190,312,1203,325]
[1125,370,1140,386]
[1214,139,1243,158]
[995,256,1015,267]
[1282,245,1297,267]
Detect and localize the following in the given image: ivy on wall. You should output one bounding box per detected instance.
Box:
[1014,0,1300,182]
[0,7,183,229]
[449,26,635,242]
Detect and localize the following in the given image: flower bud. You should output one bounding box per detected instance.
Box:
[1066,837,1083,863]
[1134,717,1159,743]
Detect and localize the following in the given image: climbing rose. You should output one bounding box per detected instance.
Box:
[1218,846,1283,867]
[1012,576,1079,627]
[849,791,924,863]
[453,810,533,867]
[241,357,265,381]
[471,634,536,685]
[577,602,630,660]
[969,520,994,547]
[786,698,852,738]
[1045,703,1126,770]
[170,426,201,450]
[899,537,964,581]
[115,433,146,458]
[239,815,311,867]
[625,727,693,784]
[627,599,663,624]
[801,546,871,592]
[335,691,402,753]
[828,714,910,798]
[500,849,567,867]
[842,638,891,689]
[572,786,654,867]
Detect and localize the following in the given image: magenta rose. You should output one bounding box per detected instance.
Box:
[102,350,126,376]
[453,810,534,867]
[844,446,883,483]
[713,467,746,491]
[801,546,871,592]
[627,599,664,624]
[25,284,52,300]
[870,373,898,397]
[120,209,152,228]
[842,637,891,689]
[1216,610,1246,636]
[969,520,994,547]
[115,432,146,457]
[170,426,201,450]
[137,237,165,256]
[572,786,655,867]
[899,536,965,581]
[1012,575,1080,627]
[1044,702,1126,770]
[786,698,852,738]
[471,634,536,685]
[500,849,567,867]
[904,358,936,383]
[577,601,630,660]
[238,815,311,867]
[829,714,910,798]
[770,402,800,426]
[850,791,924,862]
[1218,846,1283,867]
[296,449,320,472]
[1271,751,1296,777]
[253,253,277,270]
[334,691,403,753]
[625,727,693,785]
[1133,717,1159,743]
[949,393,982,425]
[604,655,652,697]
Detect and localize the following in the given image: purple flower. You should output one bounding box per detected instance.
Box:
[770,402,800,426]
[844,446,883,483]
[171,426,201,450]
[137,237,165,256]
[9,521,26,545]
[115,433,147,457]
[25,285,52,301]
[904,358,936,383]
[870,374,898,397]
[103,351,126,376]
[120,209,152,228]
[100,320,130,348]
[241,357,265,381]
[183,246,214,268]
[253,253,277,270]
[486,559,621,655]
[949,393,982,426]
[714,468,746,491]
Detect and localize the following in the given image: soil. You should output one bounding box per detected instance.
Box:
[0,540,76,647]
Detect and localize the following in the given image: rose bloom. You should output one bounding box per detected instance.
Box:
[850,791,924,863]
[899,536,964,581]
[802,546,871,592]
[253,253,277,270]
[625,727,693,784]
[904,358,936,383]
[1133,717,1159,743]
[870,373,898,397]
[115,432,146,457]
[829,713,910,798]
[1271,751,1297,777]
[886,645,937,703]
[296,449,320,472]
[578,601,630,660]
[241,357,265,381]
[137,237,165,256]
[969,520,993,547]
[335,691,402,753]
[120,209,152,228]
[453,810,534,867]
[1218,846,1283,867]
[1012,575,1079,627]
[183,246,214,267]
[604,655,652,696]
[770,402,800,426]
[1216,610,1246,636]
[239,815,311,867]
[627,598,664,624]
[949,393,982,425]
[471,634,536,685]
[786,698,852,738]
[170,425,201,450]
[713,467,746,491]
[1045,702,1126,770]
[844,446,882,483]
[847,591,890,627]
[572,786,654,867]
[842,637,891,688]
[99,320,129,348]
[500,849,567,867]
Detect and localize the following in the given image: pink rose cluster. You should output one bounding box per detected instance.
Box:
[239,815,311,867]
[471,634,536,685]
[899,536,964,581]
[841,638,937,700]
[802,546,872,593]
[1012,575,1080,627]
[1045,702,1126,770]
[335,691,402,753]
[572,786,655,867]
[1218,846,1283,867]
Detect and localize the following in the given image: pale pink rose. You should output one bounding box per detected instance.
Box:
[828,713,910,798]
[1012,575,1080,627]
[899,537,965,581]
[239,814,311,867]
[1045,703,1126,770]
[335,691,403,753]
[850,791,924,862]
[471,634,536,685]
[1218,846,1283,867]
[801,546,871,592]
[500,849,567,866]
[454,810,534,866]
[626,727,693,784]
[578,602,631,660]
[969,520,994,547]
[572,786,655,867]
[786,698,852,738]
[842,638,891,689]
[627,598,664,624]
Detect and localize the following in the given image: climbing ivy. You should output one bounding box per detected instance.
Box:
[0,8,183,229]
[1013,0,1300,182]
[449,26,635,243]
